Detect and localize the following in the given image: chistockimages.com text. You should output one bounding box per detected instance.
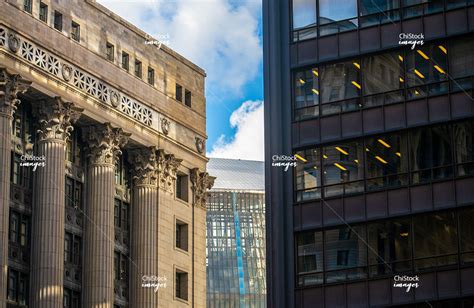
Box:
[142,275,167,293]
[399,33,424,49]
[393,275,420,292]
[272,155,298,171]
[20,155,45,171]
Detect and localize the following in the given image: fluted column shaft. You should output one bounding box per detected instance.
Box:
[0,112,13,308]
[82,123,129,308]
[128,147,160,307]
[30,98,82,308]
[0,69,30,308]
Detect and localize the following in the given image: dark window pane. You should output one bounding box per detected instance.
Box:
[366,133,408,189]
[54,11,62,31]
[319,0,357,23]
[449,37,474,79]
[362,52,404,96]
[454,120,474,176]
[106,43,114,61]
[414,212,458,269]
[297,232,323,273]
[460,208,474,253]
[360,0,399,15]
[295,149,321,200]
[294,68,319,120]
[292,0,316,29]
[321,61,360,104]
[406,44,448,87]
[39,3,48,22]
[176,84,183,102]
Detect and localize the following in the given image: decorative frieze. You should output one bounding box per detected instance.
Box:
[83,123,131,165]
[190,168,215,208]
[0,67,31,117]
[33,97,83,142]
[157,150,182,192]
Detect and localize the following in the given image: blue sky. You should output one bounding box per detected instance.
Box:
[98,0,264,161]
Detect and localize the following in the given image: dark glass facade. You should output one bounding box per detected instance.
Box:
[206,159,266,308]
[264,0,474,307]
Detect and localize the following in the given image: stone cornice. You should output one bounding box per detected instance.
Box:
[83,123,130,166]
[33,97,83,142]
[0,67,31,117]
[190,168,215,209]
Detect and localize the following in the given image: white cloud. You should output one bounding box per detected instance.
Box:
[97,0,262,96]
[208,100,264,161]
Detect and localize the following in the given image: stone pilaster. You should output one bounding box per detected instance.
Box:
[82,123,130,308]
[30,97,83,308]
[128,147,160,307]
[0,68,30,308]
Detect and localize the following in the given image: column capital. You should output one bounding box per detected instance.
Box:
[157,150,182,192]
[190,168,215,208]
[129,146,159,186]
[0,67,31,117]
[33,96,83,142]
[83,122,131,165]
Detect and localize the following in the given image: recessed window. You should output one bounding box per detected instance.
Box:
[65,177,83,209]
[134,60,142,78]
[175,83,183,102]
[23,0,32,13]
[147,67,155,85]
[64,232,82,266]
[7,269,28,305]
[176,220,189,251]
[64,288,81,308]
[114,251,129,282]
[176,173,188,202]
[114,199,130,232]
[54,11,63,31]
[106,42,114,62]
[9,211,29,247]
[175,270,188,301]
[71,21,80,42]
[184,89,191,108]
[39,2,48,23]
[122,52,129,71]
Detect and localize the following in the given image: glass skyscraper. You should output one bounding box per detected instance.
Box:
[206,158,266,307]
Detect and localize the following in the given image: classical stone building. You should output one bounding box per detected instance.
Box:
[0,0,214,307]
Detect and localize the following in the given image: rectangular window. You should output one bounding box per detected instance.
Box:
[64,288,81,308]
[39,2,48,22]
[449,36,474,79]
[360,0,399,16]
[71,21,80,42]
[106,42,114,62]
[65,232,72,263]
[147,67,155,85]
[454,120,474,176]
[135,60,142,78]
[23,0,32,13]
[175,270,188,301]
[175,83,183,102]
[319,0,357,35]
[361,51,404,99]
[114,252,128,282]
[294,68,319,120]
[184,89,192,107]
[54,11,63,31]
[65,177,82,209]
[176,174,188,202]
[336,250,349,266]
[114,199,130,232]
[11,153,21,185]
[9,212,19,243]
[295,148,321,201]
[121,52,129,71]
[7,269,28,305]
[176,220,189,251]
[296,231,323,286]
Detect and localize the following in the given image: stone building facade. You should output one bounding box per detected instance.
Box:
[0,0,214,307]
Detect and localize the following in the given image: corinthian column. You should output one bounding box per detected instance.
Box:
[82,123,130,308]
[30,97,83,308]
[0,68,30,308]
[128,147,160,307]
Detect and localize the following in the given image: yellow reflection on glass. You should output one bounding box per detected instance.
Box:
[334,163,347,171]
[415,90,420,95]
[353,62,360,69]
[434,65,446,74]
[438,45,447,54]
[312,69,319,76]
[352,81,361,89]
[323,154,328,159]
[312,88,319,95]
[375,156,388,164]
[354,159,359,164]
[298,78,305,84]
[377,139,391,148]
[294,153,307,162]
[335,146,349,155]
[398,55,404,62]
[399,77,404,83]
[396,152,401,157]
[414,69,425,79]
[417,50,430,60]
[400,232,409,237]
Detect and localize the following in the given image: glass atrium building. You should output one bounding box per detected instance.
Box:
[206,158,266,307]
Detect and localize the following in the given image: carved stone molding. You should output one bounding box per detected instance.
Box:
[83,123,131,165]
[33,97,83,142]
[161,117,170,135]
[195,137,205,154]
[61,64,72,81]
[0,68,31,117]
[128,147,159,186]
[8,33,19,53]
[157,150,182,192]
[190,168,215,208]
